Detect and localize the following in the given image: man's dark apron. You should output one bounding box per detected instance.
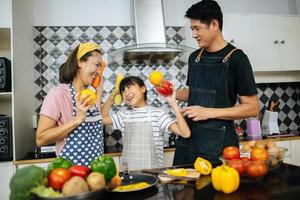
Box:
[59,84,104,166]
[173,48,239,166]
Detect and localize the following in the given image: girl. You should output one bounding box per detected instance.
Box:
[102,76,191,170]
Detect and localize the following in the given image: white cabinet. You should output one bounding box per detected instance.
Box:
[222,14,300,72]
[223,14,255,64]
[276,140,300,166]
[0,162,14,200]
[252,15,300,71]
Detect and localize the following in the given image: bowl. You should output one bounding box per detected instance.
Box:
[219,146,287,181]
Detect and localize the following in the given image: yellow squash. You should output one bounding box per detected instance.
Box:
[194,157,212,175]
[211,165,240,194]
[114,73,124,105]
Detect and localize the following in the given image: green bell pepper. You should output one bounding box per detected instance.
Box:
[89,155,116,181]
[47,157,72,173]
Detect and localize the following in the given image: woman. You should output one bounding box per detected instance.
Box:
[36,43,105,166]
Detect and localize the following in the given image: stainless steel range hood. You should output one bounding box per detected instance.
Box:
[108,0,192,62]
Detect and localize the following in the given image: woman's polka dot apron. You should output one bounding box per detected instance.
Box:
[59,84,104,166]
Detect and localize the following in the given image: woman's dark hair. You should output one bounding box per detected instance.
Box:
[59,45,101,83]
[185,0,223,30]
[119,76,147,100]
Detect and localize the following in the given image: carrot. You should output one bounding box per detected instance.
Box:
[91,62,106,88]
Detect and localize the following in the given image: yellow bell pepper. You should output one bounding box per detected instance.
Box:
[194,157,212,175]
[165,168,188,177]
[211,165,240,194]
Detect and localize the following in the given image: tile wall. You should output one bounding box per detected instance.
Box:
[33,26,300,152]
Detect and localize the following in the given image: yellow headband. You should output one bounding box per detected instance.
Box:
[77,43,100,60]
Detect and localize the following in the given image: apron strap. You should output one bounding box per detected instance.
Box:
[195,48,205,62]
[195,48,238,63]
[222,48,238,63]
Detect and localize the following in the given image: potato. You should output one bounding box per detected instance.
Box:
[254,141,266,149]
[248,140,257,147]
[268,147,280,158]
[241,144,252,152]
[87,172,106,191]
[62,176,89,196]
[266,140,276,149]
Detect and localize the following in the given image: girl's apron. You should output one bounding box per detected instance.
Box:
[121,107,158,171]
[59,84,104,166]
[173,48,239,165]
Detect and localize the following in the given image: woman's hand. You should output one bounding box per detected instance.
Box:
[75,93,92,123]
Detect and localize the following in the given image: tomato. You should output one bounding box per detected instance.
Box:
[48,168,71,190]
[156,80,173,96]
[251,148,269,161]
[223,146,240,160]
[69,165,91,178]
[227,159,246,175]
[241,157,251,168]
[246,162,268,178]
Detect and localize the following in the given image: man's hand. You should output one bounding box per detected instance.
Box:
[182,106,214,121]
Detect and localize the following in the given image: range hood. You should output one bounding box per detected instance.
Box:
[108,0,193,62]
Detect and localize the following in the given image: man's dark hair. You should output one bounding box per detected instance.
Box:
[119,76,147,100]
[185,0,223,30]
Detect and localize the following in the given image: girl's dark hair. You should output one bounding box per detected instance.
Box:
[119,76,147,100]
[185,0,223,30]
[59,45,101,83]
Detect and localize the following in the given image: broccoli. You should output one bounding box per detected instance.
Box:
[9,165,47,200]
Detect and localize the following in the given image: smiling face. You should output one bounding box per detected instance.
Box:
[121,83,147,108]
[78,51,103,86]
[190,18,219,49]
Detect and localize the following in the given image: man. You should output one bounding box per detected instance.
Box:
[174,0,259,165]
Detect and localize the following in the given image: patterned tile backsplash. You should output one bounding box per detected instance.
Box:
[33,26,300,151]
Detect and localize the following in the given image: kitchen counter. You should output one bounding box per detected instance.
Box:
[14,135,300,165]
[103,163,300,200]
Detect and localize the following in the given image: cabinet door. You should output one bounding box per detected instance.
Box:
[223,14,254,64]
[290,140,300,166]
[0,162,14,200]
[278,16,300,70]
[251,15,281,71]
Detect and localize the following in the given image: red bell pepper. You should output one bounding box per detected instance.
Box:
[156,80,173,96]
[69,165,91,178]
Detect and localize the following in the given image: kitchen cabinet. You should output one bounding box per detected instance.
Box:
[223,14,254,64]
[221,14,300,72]
[0,162,14,200]
[252,15,300,71]
[275,139,300,166]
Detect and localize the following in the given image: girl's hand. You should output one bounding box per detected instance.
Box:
[75,93,92,123]
[165,90,177,107]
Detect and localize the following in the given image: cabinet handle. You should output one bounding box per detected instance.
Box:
[274,40,279,44]
[230,39,235,43]
[281,40,285,44]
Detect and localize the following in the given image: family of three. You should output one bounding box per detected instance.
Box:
[36,0,258,169]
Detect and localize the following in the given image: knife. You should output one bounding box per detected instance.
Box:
[141,168,200,181]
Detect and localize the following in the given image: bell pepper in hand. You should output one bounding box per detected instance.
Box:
[211,165,240,194]
[47,157,72,173]
[156,80,173,96]
[89,155,117,181]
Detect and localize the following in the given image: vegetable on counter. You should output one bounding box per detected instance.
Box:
[31,185,62,198]
[194,157,212,175]
[89,155,117,181]
[211,165,240,194]
[9,165,47,200]
[87,172,106,191]
[48,168,72,190]
[62,176,89,196]
[47,157,72,173]
[69,165,91,179]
